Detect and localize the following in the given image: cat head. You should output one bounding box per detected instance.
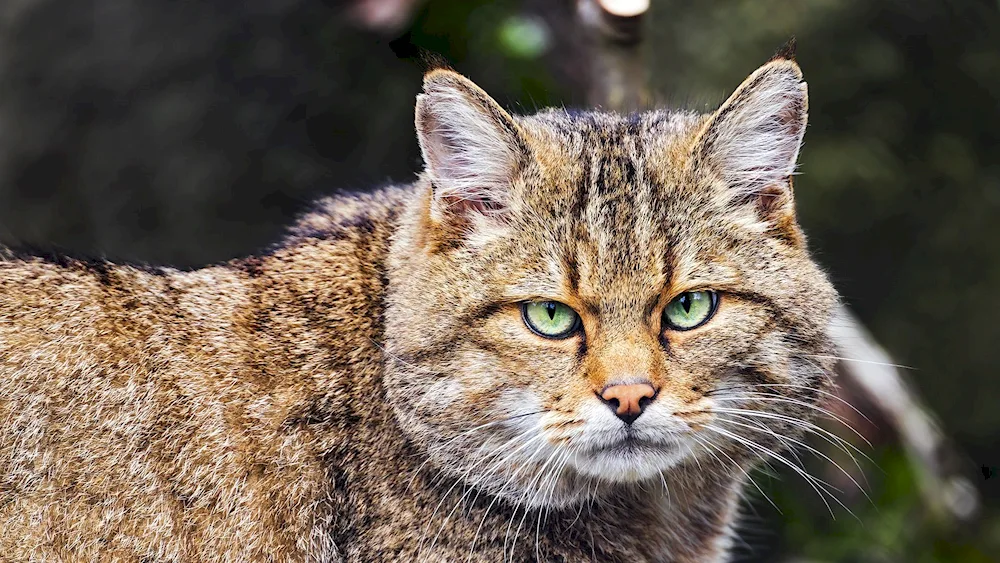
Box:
[384,55,838,508]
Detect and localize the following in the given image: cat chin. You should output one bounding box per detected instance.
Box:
[569,442,690,483]
[442,443,690,510]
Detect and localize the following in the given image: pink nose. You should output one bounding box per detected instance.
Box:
[599,383,656,425]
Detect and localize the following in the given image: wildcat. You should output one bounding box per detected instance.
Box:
[0,50,838,562]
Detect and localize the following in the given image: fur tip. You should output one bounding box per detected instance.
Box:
[771,37,798,61]
[419,50,453,74]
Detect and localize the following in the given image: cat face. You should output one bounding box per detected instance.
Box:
[384,58,838,508]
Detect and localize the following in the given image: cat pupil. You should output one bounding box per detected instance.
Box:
[546,302,556,320]
[681,294,692,313]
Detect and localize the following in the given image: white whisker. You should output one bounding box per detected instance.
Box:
[704,423,859,521]
[715,415,872,506]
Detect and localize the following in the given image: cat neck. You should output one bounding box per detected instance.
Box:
[228,185,412,450]
[339,447,743,561]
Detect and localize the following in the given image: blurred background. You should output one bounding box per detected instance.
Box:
[0,0,997,560]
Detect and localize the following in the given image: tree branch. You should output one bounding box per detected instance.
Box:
[576,0,651,111]
[829,305,980,523]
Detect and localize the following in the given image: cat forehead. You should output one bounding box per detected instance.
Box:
[513,107,713,215]
[519,108,706,152]
[498,109,728,300]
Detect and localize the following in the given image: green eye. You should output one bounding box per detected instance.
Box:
[522,301,581,339]
[663,291,718,331]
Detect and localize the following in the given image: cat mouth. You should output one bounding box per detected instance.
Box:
[584,433,679,456]
[569,434,690,483]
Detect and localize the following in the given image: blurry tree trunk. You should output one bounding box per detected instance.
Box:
[576,0,651,111]
[829,306,979,523]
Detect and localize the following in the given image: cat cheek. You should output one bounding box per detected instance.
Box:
[494,387,546,427]
[411,378,467,415]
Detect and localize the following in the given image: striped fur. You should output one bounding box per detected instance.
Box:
[0,56,837,562]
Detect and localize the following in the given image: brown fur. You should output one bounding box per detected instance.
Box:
[0,55,837,562]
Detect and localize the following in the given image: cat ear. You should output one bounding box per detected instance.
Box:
[415,70,527,221]
[693,54,808,237]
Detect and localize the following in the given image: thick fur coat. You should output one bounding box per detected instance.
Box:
[0,54,837,562]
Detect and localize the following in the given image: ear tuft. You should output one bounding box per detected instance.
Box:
[694,58,808,232]
[415,70,526,221]
[771,37,797,62]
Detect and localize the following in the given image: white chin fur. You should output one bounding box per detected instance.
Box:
[569,442,690,483]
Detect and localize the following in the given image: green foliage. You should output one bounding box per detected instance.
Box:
[770,447,998,562]
[497,15,550,60]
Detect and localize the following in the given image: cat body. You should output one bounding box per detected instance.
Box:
[0,53,837,562]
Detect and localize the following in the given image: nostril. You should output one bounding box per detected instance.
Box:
[637,394,655,412]
[597,392,621,413]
